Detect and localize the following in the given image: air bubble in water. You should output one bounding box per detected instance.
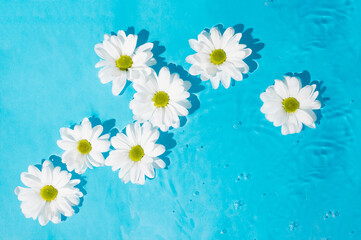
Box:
[324,210,339,220]
[265,0,274,6]
[236,172,251,182]
[289,222,298,231]
[233,121,242,130]
[233,200,244,210]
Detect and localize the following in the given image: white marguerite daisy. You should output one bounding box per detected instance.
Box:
[260,76,321,135]
[57,117,110,174]
[129,67,192,132]
[15,160,83,226]
[105,122,166,185]
[186,26,252,89]
[95,30,156,95]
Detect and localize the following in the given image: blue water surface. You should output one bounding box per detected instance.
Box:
[1,0,361,239]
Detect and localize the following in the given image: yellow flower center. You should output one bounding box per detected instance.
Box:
[116,55,133,71]
[129,145,144,162]
[40,185,58,201]
[282,97,300,113]
[77,139,92,155]
[210,49,227,65]
[153,91,169,108]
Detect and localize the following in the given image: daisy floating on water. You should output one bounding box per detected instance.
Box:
[57,118,110,174]
[130,66,191,131]
[260,76,321,135]
[186,26,252,89]
[95,30,156,95]
[105,122,166,185]
[15,160,83,226]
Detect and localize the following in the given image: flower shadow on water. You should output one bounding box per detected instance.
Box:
[168,63,205,128]
[285,70,329,125]
[212,23,265,86]
[36,156,87,222]
[156,131,177,169]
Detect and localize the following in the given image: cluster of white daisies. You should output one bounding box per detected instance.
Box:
[15,26,322,226]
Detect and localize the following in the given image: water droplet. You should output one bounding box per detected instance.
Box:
[265,0,274,6]
[185,144,189,148]
[233,200,244,210]
[236,172,251,182]
[324,210,339,220]
[233,121,242,130]
[193,191,199,196]
[289,221,298,231]
[220,229,227,234]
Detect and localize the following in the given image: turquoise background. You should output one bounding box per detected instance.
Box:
[1,0,361,239]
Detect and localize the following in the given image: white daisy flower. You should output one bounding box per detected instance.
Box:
[186,26,252,89]
[94,30,156,95]
[105,122,166,185]
[129,67,192,132]
[260,76,321,135]
[57,118,110,174]
[14,160,83,226]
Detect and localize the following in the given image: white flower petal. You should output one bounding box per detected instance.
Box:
[57,140,77,151]
[94,44,115,61]
[272,109,288,127]
[261,101,282,114]
[274,80,289,99]
[153,158,166,169]
[285,76,301,96]
[295,109,316,128]
[112,75,127,96]
[123,34,138,55]
[297,85,314,101]
[210,77,220,89]
[88,151,105,167]
[148,144,165,157]
[111,134,131,149]
[210,27,222,49]
[59,128,76,141]
[220,72,231,89]
[92,139,110,152]
[140,163,155,178]
[221,27,235,48]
